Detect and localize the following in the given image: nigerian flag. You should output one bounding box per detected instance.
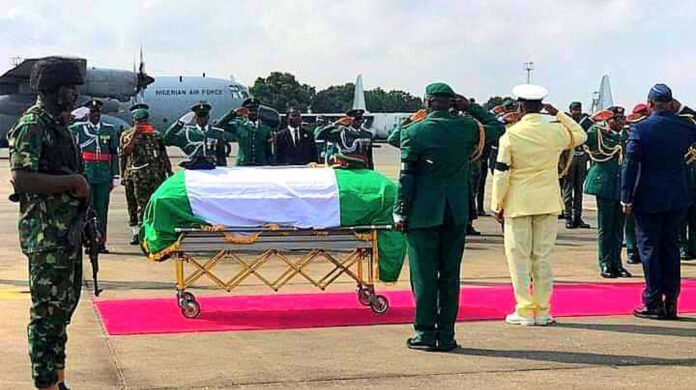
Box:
[141,167,406,282]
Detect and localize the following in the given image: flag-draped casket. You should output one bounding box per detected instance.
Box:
[141,167,406,282]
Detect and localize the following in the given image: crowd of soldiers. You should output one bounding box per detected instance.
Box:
[7,57,696,388]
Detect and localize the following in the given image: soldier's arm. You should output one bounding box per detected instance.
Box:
[467,103,505,142]
[9,123,85,196]
[122,128,140,156]
[109,126,120,179]
[314,124,340,142]
[157,134,173,174]
[490,134,512,214]
[394,127,418,223]
[387,123,403,148]
[163,120,185,145]
[621,129,642,206]
[583,126,599,152]
[556,111,588,149]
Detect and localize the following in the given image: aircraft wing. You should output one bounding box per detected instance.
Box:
[0,57,86,94]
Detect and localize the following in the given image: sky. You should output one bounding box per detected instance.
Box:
[0,0,694,110]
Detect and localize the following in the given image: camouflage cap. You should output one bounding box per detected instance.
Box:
[30,56,84,91]
[425,82,456,98]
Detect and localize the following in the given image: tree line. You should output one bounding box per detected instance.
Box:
[249,71,514,113]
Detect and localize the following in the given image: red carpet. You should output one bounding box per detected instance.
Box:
[94,280,696,336]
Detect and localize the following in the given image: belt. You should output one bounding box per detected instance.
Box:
[82,151,112,162]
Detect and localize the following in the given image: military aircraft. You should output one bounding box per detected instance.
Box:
[0,55,279,147]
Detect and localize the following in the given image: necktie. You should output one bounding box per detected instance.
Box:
[294,129,300,146]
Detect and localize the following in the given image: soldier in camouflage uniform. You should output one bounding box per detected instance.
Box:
[68,99,119,253]
[120,104,147,244]
[7,57,88,390]
[120,108,171,243]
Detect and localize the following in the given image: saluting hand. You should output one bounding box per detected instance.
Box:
[235,107,251,117]
[543,104,559,116]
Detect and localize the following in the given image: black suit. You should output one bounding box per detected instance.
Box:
[275,127,318,165]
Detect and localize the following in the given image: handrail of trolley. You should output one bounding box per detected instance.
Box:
[174,225,393,233]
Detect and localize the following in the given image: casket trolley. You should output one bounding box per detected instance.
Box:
[170,225,392,318]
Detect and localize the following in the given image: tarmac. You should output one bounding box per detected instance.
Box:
[1,146,695,389]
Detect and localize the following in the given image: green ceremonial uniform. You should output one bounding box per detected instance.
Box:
[395,85,503,346]
[68,120,119,243]
[164,121,235,166]
[561,114,593,222]
[219,114,273,166]
[583,124,627,272]
[120,127,170,226]
[8,103,83,388]
[315,124,375,169]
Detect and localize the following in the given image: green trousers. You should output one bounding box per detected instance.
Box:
[596,197,624,270]
[28,248,82,388]
[679,204,696,256]
[625,214,638,260]
[90,182,111,243]
[124,179,139,227]
[407,208,466,344]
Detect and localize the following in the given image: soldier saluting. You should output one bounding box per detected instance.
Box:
[164,101,235,168]
[68,99,119,253]
[7,57,88,390]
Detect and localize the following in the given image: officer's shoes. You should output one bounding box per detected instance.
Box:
[565,219,576,229]
[58,382,71,390]
[627,256,641,265]
[617,267,632,278]
[99,246,110,254]
[600,265,617,278]
[535,315,557,326]
[130,235,139,245]
[576,218,591,229]
[477,210,489,217]
[435,340,459,352]
[466,226,482,236]
[406,337,436,351]
[679,248,692,260]
[505,313,535,326]
[633,305,666,320]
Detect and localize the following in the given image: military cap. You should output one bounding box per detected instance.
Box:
[648,83,673,102]
[132,108,149,121]
[425,82,456,98]
[29,56,84,91]
[607,106,625,116]
[569,101,582,110]
[191,101,212,115]
[632,103,648,116]
[84,99,103,110]
[129,103,150,112]
[346,108,365,118]
[512,84,548,101]
[242,97,261,108]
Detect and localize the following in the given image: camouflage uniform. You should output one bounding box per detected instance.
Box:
[118,134,139,227]
[120,127,170,225]
[7,103,83,389]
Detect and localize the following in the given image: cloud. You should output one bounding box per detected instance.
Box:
[0,0,695,107]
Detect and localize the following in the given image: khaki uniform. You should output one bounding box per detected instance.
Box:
[492,112,586,317]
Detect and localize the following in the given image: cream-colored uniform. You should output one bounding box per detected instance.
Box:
[491,112,587,317]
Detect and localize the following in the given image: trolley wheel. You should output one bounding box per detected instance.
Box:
[180,291,195,302]
[370,295,389,314]
[357,287,373,306]
[181,299,200,319]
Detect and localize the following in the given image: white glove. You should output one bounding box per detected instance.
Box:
[112,178,120,188]
[178,111,196,125]
[71,107,90,120]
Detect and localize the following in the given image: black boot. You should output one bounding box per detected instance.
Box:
[633,304,666,320]
[679,247,692,260]
[616,266,632,278]
[130,234,139,245]
[466,225,481,236]
[576,218,591,229]
[627,254,641,265]
[565,217,576,229]
[600,265,617,278]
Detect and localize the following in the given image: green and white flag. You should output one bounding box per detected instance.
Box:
[141,167,406,282]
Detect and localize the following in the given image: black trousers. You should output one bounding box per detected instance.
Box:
[634,209,686,307]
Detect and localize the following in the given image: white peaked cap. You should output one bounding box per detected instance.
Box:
[512,84,549,100]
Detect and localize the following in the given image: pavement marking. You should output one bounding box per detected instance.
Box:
[0,289,29,300]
